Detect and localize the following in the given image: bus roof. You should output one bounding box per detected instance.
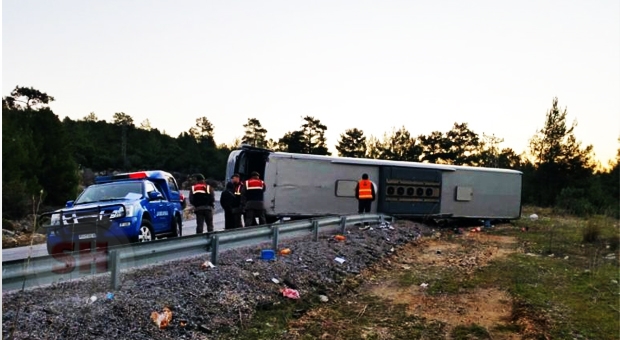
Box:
[236,145,522,175]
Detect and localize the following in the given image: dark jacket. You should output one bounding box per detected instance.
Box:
[189,183,215,209]
[244,178,266,202]
[220,182,245,212]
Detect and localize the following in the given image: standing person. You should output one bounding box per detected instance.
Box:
[244,171,267,226]
[355,173,376,229]
[189,174,215,233]
[221,174,245,229]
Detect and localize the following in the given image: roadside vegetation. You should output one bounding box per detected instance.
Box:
[234,208,619,339]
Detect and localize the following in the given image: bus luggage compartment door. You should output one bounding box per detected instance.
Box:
[378,166,442,216]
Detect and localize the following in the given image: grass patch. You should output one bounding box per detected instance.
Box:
[471,208,620,339]
[236,293,447,340]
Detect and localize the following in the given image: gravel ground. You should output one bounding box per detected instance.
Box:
[2,220,434,340]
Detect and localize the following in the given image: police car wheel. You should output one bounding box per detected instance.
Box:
[171,216,182,237]
[138,220,154,242]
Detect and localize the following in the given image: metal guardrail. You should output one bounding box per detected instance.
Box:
[2,213,391,292]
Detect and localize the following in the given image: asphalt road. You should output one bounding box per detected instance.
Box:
[1,191,225,262]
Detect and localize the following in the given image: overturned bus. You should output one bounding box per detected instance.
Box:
[226,145,522,223]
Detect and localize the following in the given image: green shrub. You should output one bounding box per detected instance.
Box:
[555,187,595,217]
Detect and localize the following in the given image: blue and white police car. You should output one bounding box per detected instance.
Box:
[41,171,186,255]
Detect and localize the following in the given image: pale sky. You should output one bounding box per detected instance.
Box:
[3,0,619,165]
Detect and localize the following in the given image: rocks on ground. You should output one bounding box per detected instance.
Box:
[2,217,46,249]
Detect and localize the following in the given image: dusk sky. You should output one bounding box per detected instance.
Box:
[3,0,619,165]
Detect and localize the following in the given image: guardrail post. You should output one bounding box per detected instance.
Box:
[391,216,395,224]
[210,234,220,265]
[272,225,280,250]
[109,250,120,290]
[339,216,347,233]
[312,220,319,241]
[380,215,385,224]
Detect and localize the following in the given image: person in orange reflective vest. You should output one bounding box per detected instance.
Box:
[189,174,215,233]
[243,171,267,226]
[355,173,376,228]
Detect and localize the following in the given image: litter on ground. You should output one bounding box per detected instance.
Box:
[281,288,300,299]
[201,261,216,269]
[150,307,173,329]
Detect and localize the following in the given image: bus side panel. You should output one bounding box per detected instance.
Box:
[440,170,522,219]
[267,157,379,216]
[378,166,442,216]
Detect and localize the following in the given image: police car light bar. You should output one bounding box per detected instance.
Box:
[94,171,149,184]
[127,172,148,179]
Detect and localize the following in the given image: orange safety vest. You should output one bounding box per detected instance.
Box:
[358,179,373,200]
[245,179,264,190]
[192,183,210,194]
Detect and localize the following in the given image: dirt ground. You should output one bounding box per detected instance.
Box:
[283,227,535,340]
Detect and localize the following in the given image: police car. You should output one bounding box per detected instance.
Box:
[41,171,185,255]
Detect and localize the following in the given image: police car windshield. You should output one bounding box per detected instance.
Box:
[75,182,143,205]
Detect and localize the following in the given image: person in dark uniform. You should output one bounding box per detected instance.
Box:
[244,171,267,226]
[220,174,245,229]
[355,173,376,228]
[189,174,215,233]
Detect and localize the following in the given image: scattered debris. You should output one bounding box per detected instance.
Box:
[529,213,539,221]
[281,288,300,299]
[335,257,346,264]
[88,295,97,304]
[271,278,280,284]
[280,248,291,255]
[150,307,173,329]
[420,283,429,288]
[246,258,254,262]
[261,249,276,261]
[334,235,346,241]
[201,261,215,269]
[106,292,114,300]
[319,295,329,303]
[2,220,427,338]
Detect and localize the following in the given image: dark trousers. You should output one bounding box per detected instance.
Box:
[358,200,372,226]
[225,208,244,229]
[195,208,214,233]
[224,209,233,230]
[244,208,266,227]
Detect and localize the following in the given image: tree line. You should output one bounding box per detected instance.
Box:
[3,86,618,219]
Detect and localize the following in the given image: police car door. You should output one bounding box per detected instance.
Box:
[144,181,168,233]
